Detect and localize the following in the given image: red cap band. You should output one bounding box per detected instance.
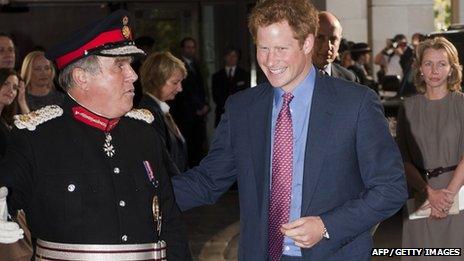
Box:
[56,29,127,70]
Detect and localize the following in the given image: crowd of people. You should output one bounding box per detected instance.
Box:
[313,13,428,97]
[0,0,462,260]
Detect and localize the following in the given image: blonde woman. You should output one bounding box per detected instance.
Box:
[397,37,464,259]
[138,51,188,172]
[21,51,64,110]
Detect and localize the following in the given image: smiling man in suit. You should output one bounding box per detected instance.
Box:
[313,12,357,82]
[172,0,407,260]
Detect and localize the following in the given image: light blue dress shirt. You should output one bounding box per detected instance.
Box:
[270,65,316,256]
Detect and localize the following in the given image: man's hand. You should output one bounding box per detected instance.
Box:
[0,187,24,244]
[280,216,325,248]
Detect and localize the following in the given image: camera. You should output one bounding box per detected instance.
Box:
[384,38,401,56]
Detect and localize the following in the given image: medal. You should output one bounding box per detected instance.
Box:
[152,195,162,237]
[143,161,158,187]
[103,132,116,157]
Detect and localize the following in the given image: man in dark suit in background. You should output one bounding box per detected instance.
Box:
[0,33,15,70]
[170,37,209,167]
[313,11,358,82]
[172,0,407,260]
[348,42,379,92]
[212,47,250,127]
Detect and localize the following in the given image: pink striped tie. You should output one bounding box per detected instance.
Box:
[268,92,294,261]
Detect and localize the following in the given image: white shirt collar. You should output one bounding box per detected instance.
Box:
[146,92,170,114]
[182,56,193,65]
[323,63,332,76]
[225,66,236,77]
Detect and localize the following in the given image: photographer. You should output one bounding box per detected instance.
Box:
[375,34,408,82]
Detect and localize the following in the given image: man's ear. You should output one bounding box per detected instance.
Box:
[72,68,90,90]
[302,34,315,55]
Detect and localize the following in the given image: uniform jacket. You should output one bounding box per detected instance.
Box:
[172,72,407,260]
[0,96,191,261]
[212,67,250,126]
[138,94,188,172]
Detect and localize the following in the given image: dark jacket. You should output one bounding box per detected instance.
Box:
[170,58,208,124]
[0,96,191,261]
[173,72,407,260]
[330,63,359,83]
[0,121,9,158]
[212,66,250,126]
[138,94,188,172]
[348,63,379,92]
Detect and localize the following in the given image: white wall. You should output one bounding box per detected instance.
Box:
[327,0,368,42]
[456,0,464,23]
[370,0,434,71]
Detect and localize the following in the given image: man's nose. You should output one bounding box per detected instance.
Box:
[126,65,138,82]
[265,50,277,67]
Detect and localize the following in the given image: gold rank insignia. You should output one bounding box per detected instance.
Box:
[124,108,154,124]
[14,105,63,131]
[122,26,131,39]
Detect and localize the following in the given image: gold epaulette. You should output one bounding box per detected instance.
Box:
[13,105,63,131]
[124,108,154,124]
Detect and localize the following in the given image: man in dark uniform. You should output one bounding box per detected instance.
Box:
[0,10,191,261]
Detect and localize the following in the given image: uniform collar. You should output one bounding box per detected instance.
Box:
[67,93,120,132]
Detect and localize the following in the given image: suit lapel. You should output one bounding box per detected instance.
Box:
[301,74,336,215]
[331,64,340,78]
[248,84,274,215]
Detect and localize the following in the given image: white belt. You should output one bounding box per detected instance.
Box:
[35,239,167,261]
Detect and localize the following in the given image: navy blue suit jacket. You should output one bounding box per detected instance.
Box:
[172,72,407,260]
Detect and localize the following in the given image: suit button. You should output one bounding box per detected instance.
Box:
[113,167,120,174]
[119,200,126,207]
[67,184,76,192]
[121,235,128,242]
